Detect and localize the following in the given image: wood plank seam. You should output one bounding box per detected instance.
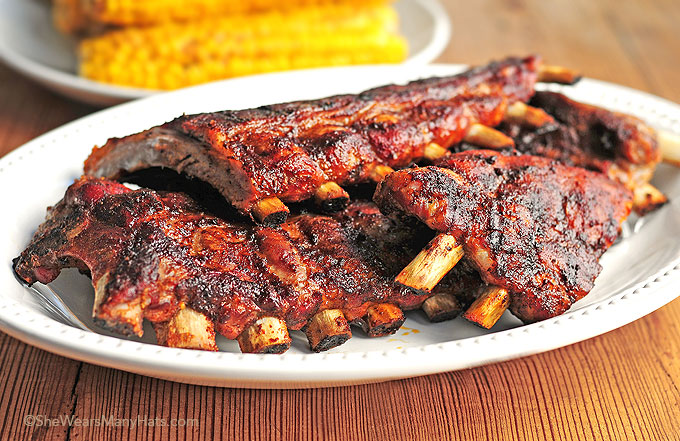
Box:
[63,362,83,441]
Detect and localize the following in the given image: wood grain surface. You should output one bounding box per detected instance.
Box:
[2,0,680,439]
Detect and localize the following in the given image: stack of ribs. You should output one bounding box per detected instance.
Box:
[13,55,678,353]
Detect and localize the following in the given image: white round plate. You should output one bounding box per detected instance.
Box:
[1,65,680,388]
[0,0,451,106]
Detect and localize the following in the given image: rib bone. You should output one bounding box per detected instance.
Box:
[237,317,292,354]
[633,183,668,215]
[314,182,350,212]
[461,286,509,329]
[462,124,515,149]
[153,306,219,351]
[304,309,352,352]
[252,197,290,225]
[395,234,464,293]
[658,129,680,167]
[537,64,582,85]
[398,235,507,326]
[361,304,405,337]
[424,142,449,161]
[368,164,395,182]
[421,293,462,322]
[504,102,555,127]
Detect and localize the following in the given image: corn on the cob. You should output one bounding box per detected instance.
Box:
[55,0,393,34]
[78,4,408,90]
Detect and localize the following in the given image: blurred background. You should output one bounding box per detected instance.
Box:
[0,0,679,145]
[1,0,437,104]
[54,0,411,90]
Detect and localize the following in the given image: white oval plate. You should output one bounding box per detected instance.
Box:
[0,0,451,106]
[1,64,680,388]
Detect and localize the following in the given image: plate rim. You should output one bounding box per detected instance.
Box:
[1,259,678,388]
[1,64,679,388]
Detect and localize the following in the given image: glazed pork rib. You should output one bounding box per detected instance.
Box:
[426,91,665,214]
[374,150,633,325]
[84,55,578,225]
[514,91,665,214]
[13,177,481,353]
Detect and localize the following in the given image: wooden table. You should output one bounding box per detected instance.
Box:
[2,0,680,439]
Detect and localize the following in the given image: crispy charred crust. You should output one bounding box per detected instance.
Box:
[14,178,480,351]
[84,127,259,214]
[260,211,289,226]
[279,211,426,325]
[313,335,350,352]
[453,91,666,213]
[258,343,290,354]
[485,91,661,192]
[528,91,660,166]
[93,316,139,337]
[318,196,350,213]
[374,150,632,323]
[84,56,541,220]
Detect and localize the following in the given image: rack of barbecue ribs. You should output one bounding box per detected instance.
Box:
[374,150,633,328]
[13,177,483,353]
[423,91,668,215]
[83,55,581,225]
[13,54,680,354]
